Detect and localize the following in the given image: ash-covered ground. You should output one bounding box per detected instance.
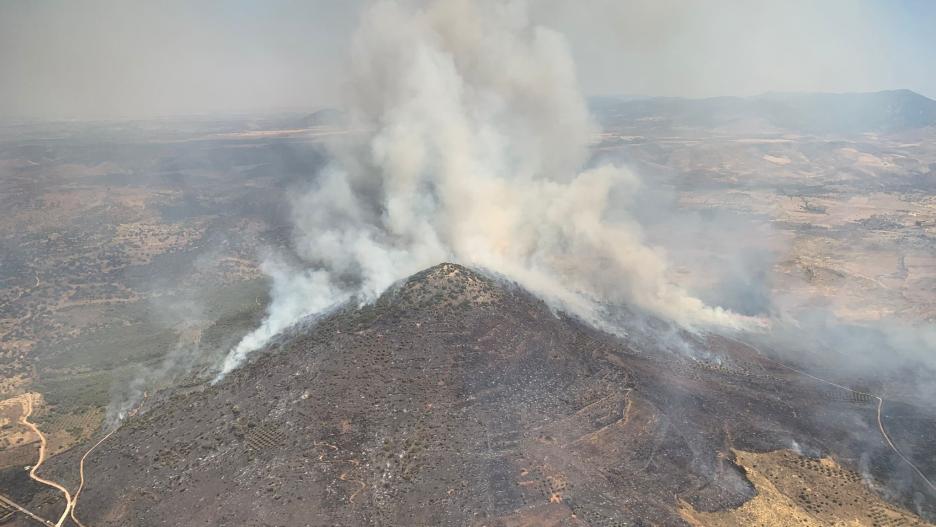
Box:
[32,264,936,527]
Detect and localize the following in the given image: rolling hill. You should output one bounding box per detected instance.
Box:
[33,263,936,526]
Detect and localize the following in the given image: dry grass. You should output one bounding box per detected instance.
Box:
[680,449,933,527]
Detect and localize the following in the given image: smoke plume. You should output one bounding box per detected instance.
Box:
[217,0,760,378]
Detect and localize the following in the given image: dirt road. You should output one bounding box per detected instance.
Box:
[69,427,117,527]
[0,492,55,526]
[17,393,74,527]
[723,335,936,495]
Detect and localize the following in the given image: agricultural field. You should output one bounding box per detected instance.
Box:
[0,117,332,460]
[0,103,934,525]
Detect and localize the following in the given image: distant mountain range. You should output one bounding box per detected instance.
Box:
[280,91,936,136]
[293,107,346,128]
[590,90,936,134]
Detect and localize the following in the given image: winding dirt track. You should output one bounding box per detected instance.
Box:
[9,393,124,526]
[723,335,936,495]
[18,394,74,527]
[69,428,117,527]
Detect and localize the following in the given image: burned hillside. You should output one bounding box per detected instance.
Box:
[29,263,936,527]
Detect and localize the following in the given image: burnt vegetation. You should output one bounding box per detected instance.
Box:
[33,263,936,526]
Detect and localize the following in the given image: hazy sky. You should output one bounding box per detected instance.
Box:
[1,0,934,120]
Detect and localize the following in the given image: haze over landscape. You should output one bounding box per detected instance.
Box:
[2,0,936,120]
[1,1,936,526]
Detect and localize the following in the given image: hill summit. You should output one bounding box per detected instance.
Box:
[388,262,505,309]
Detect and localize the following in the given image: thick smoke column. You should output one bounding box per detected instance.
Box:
[217,0,759,378]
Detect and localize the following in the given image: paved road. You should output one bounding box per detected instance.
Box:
[0,493,55,526]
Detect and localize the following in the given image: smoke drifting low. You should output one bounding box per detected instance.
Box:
[217,0,759,378]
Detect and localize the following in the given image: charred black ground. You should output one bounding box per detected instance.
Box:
[27,263,936,526]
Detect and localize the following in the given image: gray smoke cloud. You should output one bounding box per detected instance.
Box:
[107,293,206,424]
[216,0,762,378]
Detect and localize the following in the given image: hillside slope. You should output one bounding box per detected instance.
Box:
[39,263,936,526]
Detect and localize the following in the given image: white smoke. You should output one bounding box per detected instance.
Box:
[216,0,761,379]
[217,254,347,376]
